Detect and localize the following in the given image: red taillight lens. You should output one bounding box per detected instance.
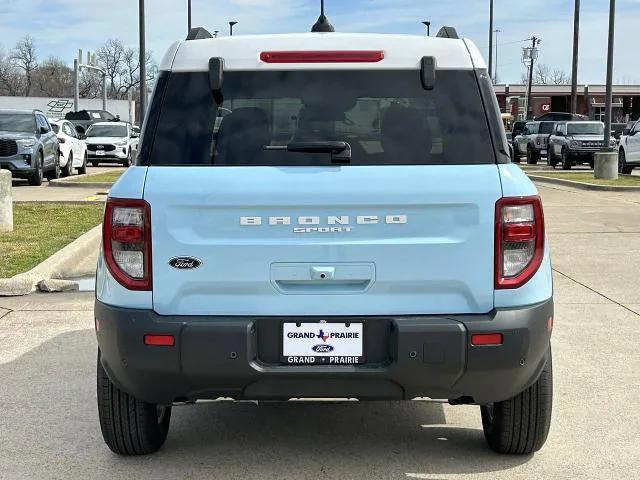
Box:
[471,333,503,346]
[495,196,544,289]
[144,334,175,347]
[103,198,152,290]
[260,50,385,63]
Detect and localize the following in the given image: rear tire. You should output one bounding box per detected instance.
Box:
[547,148,558,168]
[481,347,553,455]
[561,148,572,170]
[97,351,171,455]
[526,146,538,165]
[122,150,132,168]
[78,153,87,175]
[62,152,73,177]
[619,149,633,175]
[45,154,61,181]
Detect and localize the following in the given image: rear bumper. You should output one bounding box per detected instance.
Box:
[95,298,553,405]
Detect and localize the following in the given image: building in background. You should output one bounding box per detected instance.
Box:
[494,84,640,122]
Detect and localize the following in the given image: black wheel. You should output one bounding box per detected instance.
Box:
[45,153,61,181]
[547,148,557,168]
[28,152,43,186]
[526,146,538,165]
[511,144,521,163]
[62,152,73,177]
[481,347,553,454]
[97,351,171,456]
[619,149,633,175]
[122,150,132,168]
[561,148,572,170]
[78,153,87,175]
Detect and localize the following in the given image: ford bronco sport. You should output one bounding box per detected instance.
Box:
[95,26,553,456]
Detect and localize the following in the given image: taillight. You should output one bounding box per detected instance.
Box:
[495,196,544,289]
[260,50,385,63]
[103,198,152,290]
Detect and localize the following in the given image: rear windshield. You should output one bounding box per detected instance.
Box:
[0,113,35,132]
[147,70,494,166]
[568,123,604,136]
[539,122,555,134]
[86,125,127,137]
[65,111,90,120]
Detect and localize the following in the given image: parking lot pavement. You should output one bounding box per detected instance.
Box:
[1,183,639,480]
[10,166,118,202]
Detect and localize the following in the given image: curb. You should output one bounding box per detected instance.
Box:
[49,169,123,189]
[0,224,101,297]
[528,175,640,192]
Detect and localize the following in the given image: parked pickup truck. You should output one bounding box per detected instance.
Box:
[548,121,616,169]
[95,26,554,457]
[64,109,120,135]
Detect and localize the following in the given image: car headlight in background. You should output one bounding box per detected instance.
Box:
[114,139,128,146]
[16,139,36,148]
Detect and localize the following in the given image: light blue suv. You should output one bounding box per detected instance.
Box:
[95,27,554,456]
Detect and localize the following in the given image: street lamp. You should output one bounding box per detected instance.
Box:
[570,0,580,113]
[488,0,494,83]
[522,37,541,120]
[213,30,219,38]
[229,21,238,36]
[422,21,431,36]
[602,0,616,153]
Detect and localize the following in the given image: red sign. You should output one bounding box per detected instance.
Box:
[541,104,551,112]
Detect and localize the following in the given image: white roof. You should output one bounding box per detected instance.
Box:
[160,33,486,73]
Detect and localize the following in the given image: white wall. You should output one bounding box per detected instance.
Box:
[0,96,135,123]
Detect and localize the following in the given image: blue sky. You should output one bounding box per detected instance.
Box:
[0,0,638,84]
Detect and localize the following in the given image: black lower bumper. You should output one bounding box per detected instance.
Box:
[95,299,553,405]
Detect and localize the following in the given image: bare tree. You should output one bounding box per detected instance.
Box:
[520,64,571,85]
[96,39,156,100]
[0,46,24,96]
[79,69,102,99]
[33,57,73,97]
[11,36,38,96]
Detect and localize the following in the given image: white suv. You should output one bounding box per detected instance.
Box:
[85,121,139,167]
[50,120,88,176]
[618,119,640,174]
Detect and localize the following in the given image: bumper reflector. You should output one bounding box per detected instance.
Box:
[471,333,503,346]
[144,334,175,347]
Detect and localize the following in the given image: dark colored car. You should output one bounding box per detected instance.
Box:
[0,109,60,185]
[534,112,588,122]
[64,109,120,135]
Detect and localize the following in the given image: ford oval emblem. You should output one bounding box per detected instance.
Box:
[312,344,334,353]
[168,257,202,270]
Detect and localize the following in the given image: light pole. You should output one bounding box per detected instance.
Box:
[488,0,494,83]
[493,29,501,84]
[139,0,146,123]
[522,37,541,120]
[187,0,192,33]
[229,21,238,36]
[422,21,431,36]
[603,0,616,152]
[570,0,580,113]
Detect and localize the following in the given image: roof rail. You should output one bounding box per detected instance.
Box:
[436,27,459,39]
[186,27,213,41]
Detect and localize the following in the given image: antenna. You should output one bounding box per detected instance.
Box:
[311,0,335,33]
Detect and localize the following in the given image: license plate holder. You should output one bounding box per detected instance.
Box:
[96,150,105,156]
[281,321,364,365]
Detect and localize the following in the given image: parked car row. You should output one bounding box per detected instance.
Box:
[0,108,140,185]
[509,114,637,172]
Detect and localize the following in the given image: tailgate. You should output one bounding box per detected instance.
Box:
[145,165,502,316]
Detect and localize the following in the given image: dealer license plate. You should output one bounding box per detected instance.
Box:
[282,322,364,365]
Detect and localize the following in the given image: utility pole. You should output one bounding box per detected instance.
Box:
[494,29,501,84]
[422,21,431,36]
[488,0,494,81]
[187,0,192,33]
[523,37,541,120]
[571,0,580,113]
[603,0,616,151]
[229,21,238,36]
[139,0,147,124]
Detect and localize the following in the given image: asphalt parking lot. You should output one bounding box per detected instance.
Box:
[1,182,639,480]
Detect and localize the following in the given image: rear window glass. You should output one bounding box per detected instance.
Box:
[147,70,495,166]
[567,123,604,136]
[539,122,555,134]
[65,111,90,120]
